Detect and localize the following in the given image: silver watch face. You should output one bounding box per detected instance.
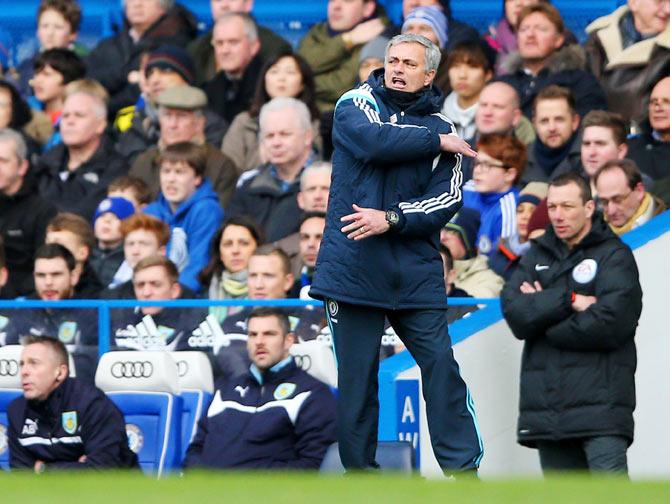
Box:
[387,211,399,225]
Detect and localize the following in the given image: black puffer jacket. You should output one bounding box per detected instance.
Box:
[501,213,642,447]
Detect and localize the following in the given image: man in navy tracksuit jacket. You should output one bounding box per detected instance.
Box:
[7,336,138,471]
[184,307,336,469]
[310,34,483,473]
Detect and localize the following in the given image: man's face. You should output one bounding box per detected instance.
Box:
[133,265,180,315]
[448,63,491,102]
[247,255,293,299]
[211,0,253,21]
[476,83,521,134]
[402,0,440,18]
[328,0,375,32]
[125,0,166,31]
[547,182,594,246]
[159,107,205,145]
[60,93,106,149]
[38,8,77,50]
[0,139,28,196]
[247,315,293,371]
[34,257,77,301]
[517,12,564,64]
[124,229,163,269]
[402,21,440,46]
[212,16,260,75]
[219,224,257,273]
[384,42,435,93]
[261,108,312,169]
[20,343,66,401]
[628,0,670,35]
[31,65,65,104]
[649,77,670,135]
[533,98,579,149]
[160,160,202,208]
[46,230,88,264]
[595,168,646,227]
[299,217,325,268]
[581,126,626,177]
[472,150,516,193]
[297,170,331,212]
[146,67,187,102]
[440,229,467,260]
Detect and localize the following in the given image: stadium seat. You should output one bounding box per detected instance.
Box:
[290,340,338,388]
[319,441,415,473]
[169,352,213,461]
[95,351,183,477]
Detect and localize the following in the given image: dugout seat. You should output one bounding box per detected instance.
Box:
[290,340,338,388]
[95,351,182,477]
[169,352,213,461]
[320,441,415,473]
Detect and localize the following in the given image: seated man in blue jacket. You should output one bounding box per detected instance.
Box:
[7,336,138,472]
[184,307,336,469]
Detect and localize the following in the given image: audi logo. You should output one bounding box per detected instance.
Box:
[111,361,154,379]
[176,360,189,377]
[293,355,312,371]
[0,359,19,377]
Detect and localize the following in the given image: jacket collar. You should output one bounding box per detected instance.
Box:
[368,68,444,115]
[250,357,296,385]
[534,212,616,259]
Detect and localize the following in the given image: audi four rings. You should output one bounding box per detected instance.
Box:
[111,361,154,378]
[0,359,19,376]
[293,355,312,370]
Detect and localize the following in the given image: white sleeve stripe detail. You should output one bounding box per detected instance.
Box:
[350,100,428,130]
[19,436,83,446]
[207,390,312,425]
[500,193,517,238]
[398,153,463,215]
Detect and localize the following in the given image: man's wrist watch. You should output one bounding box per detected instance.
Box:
[385,209,400,228]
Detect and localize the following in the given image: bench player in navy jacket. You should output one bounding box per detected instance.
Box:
[184,307,336,469]
[310,34,483,474]
[7,336,138,472]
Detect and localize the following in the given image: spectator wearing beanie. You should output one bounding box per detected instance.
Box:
[526,198,550,240]
[115,45,228,165]
[89,197,136,288]
[489,182,548,280]
[441,207,504,298]
[358,36,390,84]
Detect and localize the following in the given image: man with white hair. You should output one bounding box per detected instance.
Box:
[36,81,127,220]
[203,12,264,122]
[87,0,197,116]
[226,97,316,242]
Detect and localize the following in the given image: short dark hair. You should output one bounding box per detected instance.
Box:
[439,243,453,271]
[252,247,292,276]
[247,307,290,336]
[157,142,207,177]
[38,0,82,33]
[133,255,179,283]
[0,81,33,129]
[581,110,628,146]
[533,85,576,116]
[299,211,327,227]
[34,48,86,84]
[549,171,592,204]
[594,159,643,190]
[108,175,152,205]
[446,40,494,73]
[24,335,69,367]
[35,243,76,271]
[47,212,96,252]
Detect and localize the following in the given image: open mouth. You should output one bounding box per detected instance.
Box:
[391,77,406,87]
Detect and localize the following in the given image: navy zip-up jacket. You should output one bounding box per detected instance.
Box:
[7,378,139,470]
[184,359,336,469]
[310,70,464,309]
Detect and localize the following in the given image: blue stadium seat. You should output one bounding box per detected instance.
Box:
[169,352,214,461]
[320,441,415,473]
[95,351,182,477]
[0,345,23,472]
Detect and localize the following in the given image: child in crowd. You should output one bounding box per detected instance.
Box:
[90,197,136,288]
[107,175,152,211]
[441,41,494,140]
[144,142,224,292]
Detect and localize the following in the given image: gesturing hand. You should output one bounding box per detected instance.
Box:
[439,134,477,158]
[341,204,390,240]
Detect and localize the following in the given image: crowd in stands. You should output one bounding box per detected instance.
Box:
[0,0,669,471]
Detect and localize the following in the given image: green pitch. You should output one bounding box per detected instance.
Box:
[1,472,669,503]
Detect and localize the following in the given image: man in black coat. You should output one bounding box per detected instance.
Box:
[0,129,57,298]
[501,172,642,474]
[7,336,138,471]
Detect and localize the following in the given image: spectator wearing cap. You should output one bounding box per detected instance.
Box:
[129,85,238,207]
[489,181,548,280]
[402,1,480,50]
[115,45,228,165]
[187,0,292,86]
[86,0,197,117]
[203,13,266,123]
[441,207,504,298]
[89,197,136,288]
[358,36,390,84]
[525,197,550,240]
[35,80,127,221]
